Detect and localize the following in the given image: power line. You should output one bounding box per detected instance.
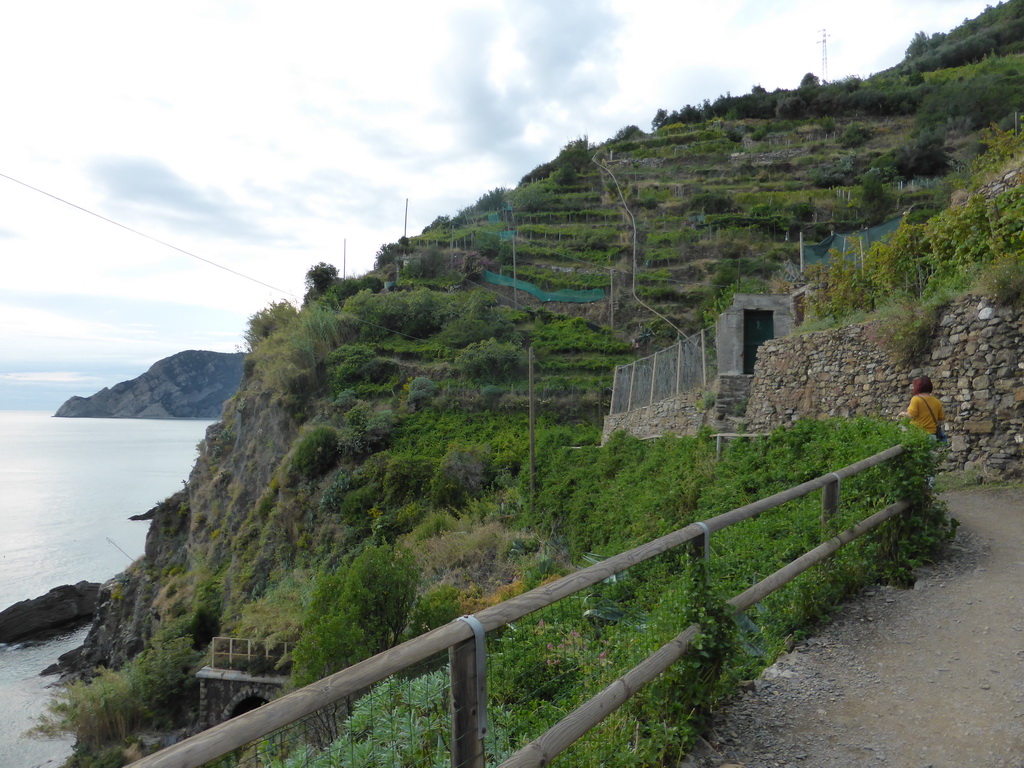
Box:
[0,171,300,300]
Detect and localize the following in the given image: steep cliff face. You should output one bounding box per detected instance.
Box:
[55,350,245,419]
[79,377,299,671]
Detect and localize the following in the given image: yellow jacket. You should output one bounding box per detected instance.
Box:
[907,394,945,434]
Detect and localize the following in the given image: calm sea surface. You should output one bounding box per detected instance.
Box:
[0,411,213,768]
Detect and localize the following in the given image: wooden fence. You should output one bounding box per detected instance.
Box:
[130,444,908,768]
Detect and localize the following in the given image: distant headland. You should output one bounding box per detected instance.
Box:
[54,350,245,419]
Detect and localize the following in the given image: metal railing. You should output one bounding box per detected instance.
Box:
[130,444,909,768]
[609,330,711,415]
[210,637,292,676]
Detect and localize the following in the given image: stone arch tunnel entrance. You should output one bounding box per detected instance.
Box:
[197,668,288,729]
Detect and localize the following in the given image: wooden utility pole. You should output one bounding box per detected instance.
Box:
[609,268,614,329]
[529,347,536,506]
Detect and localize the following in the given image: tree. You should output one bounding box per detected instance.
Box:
[374,241,402,271]
[799,72,820,89]
[304,262,339,304]
[859,169,894,225]
[906,30,930,58]
[651,108,669,131]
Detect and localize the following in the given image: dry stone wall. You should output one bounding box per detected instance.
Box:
[601,294,1023,477]
[746,295,1024,478]
[601,390,711,443]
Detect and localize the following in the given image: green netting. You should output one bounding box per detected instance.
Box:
[481,270,605,303]
[499,230,517,240]
[802,216,904,267]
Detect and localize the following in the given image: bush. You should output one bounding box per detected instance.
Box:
[35,636,200,751]
[326,345,397,395]
[292,544,420,686]
[405,376,437,410]
[454,339,525,384]
[839,123,871,148]
[405,585,464,638]
[244,301,299,353]
[291,426,341,479]
[976,253,1024,307]
[866,297,941,366]
[431,444,492,507]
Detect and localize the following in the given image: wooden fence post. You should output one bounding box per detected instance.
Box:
[451,617,487,768]
[821,473,840,528]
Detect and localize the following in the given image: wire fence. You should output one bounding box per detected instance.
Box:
[610,330,712,415]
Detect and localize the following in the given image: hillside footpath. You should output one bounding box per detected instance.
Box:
[687,486,1024,767]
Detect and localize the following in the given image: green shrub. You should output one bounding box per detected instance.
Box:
[409,510,459,541]
[34,636,200,752]
[244,301,299,353]
[326,345,397,395]
[839,122,871,148]
[292,544,420,686]
[454,339,525,384]
[343,288,448,340]
[431,444,492,507]
[405,376,437,409]
[866,297,941,365]
[976,253,1024,307]
[405,585,464,637]
[291,426,341,479]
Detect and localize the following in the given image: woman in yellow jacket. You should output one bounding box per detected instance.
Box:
[899,375,945,436]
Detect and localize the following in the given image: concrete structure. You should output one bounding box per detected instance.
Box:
[197,667,288,729]
[716,293,795,375]
[715,293,795,418]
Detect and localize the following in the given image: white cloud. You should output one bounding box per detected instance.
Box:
[0,0,999,409]
[0,372,94,383]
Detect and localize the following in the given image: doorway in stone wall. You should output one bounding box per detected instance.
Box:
[743,310,774,374]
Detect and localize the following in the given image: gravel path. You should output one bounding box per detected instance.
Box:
[686,487,1024,768]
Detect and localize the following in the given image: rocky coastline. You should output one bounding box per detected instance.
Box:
[0,582,100,646]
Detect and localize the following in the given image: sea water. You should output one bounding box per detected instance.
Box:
[0,411,213,767]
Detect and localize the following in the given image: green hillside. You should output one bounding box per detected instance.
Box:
[42,6,1024,767]
[369,0,1024,345]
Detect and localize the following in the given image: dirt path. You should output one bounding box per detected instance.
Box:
[688,487,1024,768]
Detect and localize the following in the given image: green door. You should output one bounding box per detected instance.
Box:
[743,310,774,374]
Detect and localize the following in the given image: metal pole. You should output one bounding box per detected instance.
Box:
[676,339,683,396]
[512,236,518,308]
[701,328,707,388]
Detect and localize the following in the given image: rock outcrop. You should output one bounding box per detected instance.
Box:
[55,350,245,419]
[0,581,100,643]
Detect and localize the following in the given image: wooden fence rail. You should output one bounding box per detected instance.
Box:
[129,444,907,768]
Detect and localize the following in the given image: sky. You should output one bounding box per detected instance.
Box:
[0,0,997,410]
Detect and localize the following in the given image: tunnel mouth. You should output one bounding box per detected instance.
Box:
[231,695,269,718]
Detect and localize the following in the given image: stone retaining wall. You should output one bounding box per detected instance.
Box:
[601,389,711,443]
[746,295,1024,478]
[601,295,1023,478]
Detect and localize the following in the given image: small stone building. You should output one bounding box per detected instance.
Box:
[715,293,795,417]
